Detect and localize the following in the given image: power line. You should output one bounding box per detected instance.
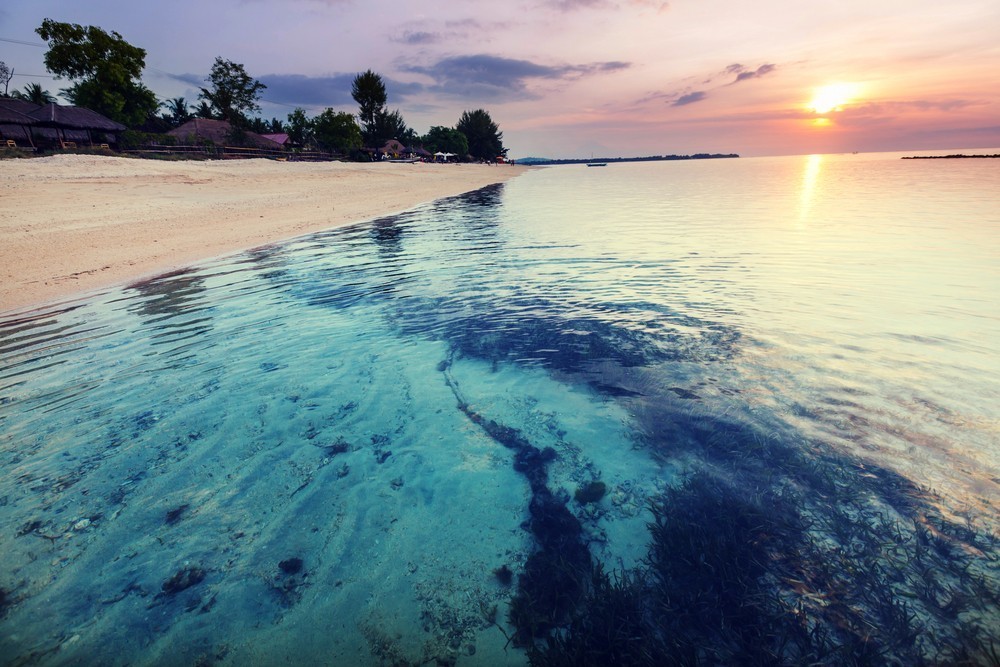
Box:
[0,36,45,47]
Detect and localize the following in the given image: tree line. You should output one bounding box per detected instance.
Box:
[1,19,506,161]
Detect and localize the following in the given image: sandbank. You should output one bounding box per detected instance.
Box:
[1,155,529,314]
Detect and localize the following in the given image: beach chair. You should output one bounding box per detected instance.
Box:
[60,140,77,150]
[5,139,16,149]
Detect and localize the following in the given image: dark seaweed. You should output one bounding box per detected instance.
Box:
[574,481,607,505]
[442,361,593,646]
[161,567,206,596]
[165,504,189,526]
[528,416,1000,666]
[279,558,303,575]
[494,564,514,587]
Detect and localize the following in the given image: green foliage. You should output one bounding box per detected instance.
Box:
[192,100,215,120]
[286,108,312,146]
[369,108,408,147]
[312,109,362,153]
[162,97,192,127]
[12,83,56,106]
[422,125,468,157]
[199,57,266,126]
[64,78,158,128]
[398,126,420,146]
[36,18,158,126]
[351,69,388,146]
[457,108,505,161]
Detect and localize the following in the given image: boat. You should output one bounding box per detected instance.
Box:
[586,162,607,167]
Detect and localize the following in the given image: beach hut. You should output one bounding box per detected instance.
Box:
[168,118,283,150]
[261,132,291,147]
[406,145,432,161]
[380,139,406,158]
[27,103,126,148]
[0,98,40,149]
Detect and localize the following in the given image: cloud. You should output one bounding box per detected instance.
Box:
[673,91,707,106]
[390,18,514,45]
[239,0,351,5]
[397,30,441,45]
[403,54,630,101]
[256,73,423,110]
[257,73,357,107]
[164,72,206,88]
[732,63,776,83]
[641,60,777,109]
[547,0,614,9]
[546,0,669,11]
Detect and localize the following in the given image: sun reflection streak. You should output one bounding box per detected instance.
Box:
[798,154,823,223]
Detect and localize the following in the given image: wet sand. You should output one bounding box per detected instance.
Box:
[0,155,529,314]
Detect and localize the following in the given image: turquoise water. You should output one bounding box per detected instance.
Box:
[1,152,998,665]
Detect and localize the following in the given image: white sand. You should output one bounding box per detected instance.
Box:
[0,155,529,314]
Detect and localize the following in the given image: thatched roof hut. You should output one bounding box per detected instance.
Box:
[14,103,126,147]
[168,119,282,149]
[0,99,40,147]
[380,139,406,157]
[261,132,291,146]
[0,98,42,119]
[28,103,126,132]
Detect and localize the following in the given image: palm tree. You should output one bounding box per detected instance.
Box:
[12,82,56,106]
[163,97,193,126]
[193,100,216,119]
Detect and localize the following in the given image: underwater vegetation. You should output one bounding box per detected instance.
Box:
[520,413,1000,666]
[574,481,607,505]
[440,356,594,647]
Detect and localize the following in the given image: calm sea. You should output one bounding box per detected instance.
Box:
[1,151,998,665]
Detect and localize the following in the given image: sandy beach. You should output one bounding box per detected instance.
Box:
[1,155,529,314]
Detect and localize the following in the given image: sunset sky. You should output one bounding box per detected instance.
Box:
[2,0,998,158]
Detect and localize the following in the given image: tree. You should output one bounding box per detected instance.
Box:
[399,126,420,146]
[0,61,13,96]
[12,82,56,106]
[193,100,215,119]
[422,126,469,157]
[351,69,387,146]
[368,108,411,147]
[312,109,362,154]
[457,109,505,161]
[199,57,266,126]
[286,108,312,147]
[163,97,192,127]
[36,18,158,126]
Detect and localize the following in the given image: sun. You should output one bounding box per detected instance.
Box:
[807,83,859,114]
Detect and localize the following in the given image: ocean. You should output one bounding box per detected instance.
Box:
[1,150,998,665]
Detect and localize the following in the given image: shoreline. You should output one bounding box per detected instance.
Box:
[0,155,530,315]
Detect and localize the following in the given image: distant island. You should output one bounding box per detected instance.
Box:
[516,153,739,166]
[901,154,1000,159]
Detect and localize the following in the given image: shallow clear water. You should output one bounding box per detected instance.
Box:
[1,152,998,665]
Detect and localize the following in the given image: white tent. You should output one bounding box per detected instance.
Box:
[433,151,456,162]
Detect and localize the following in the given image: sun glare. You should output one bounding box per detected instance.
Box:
[807,83,858,114]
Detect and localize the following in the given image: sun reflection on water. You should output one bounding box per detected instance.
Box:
[798,154,823,222]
